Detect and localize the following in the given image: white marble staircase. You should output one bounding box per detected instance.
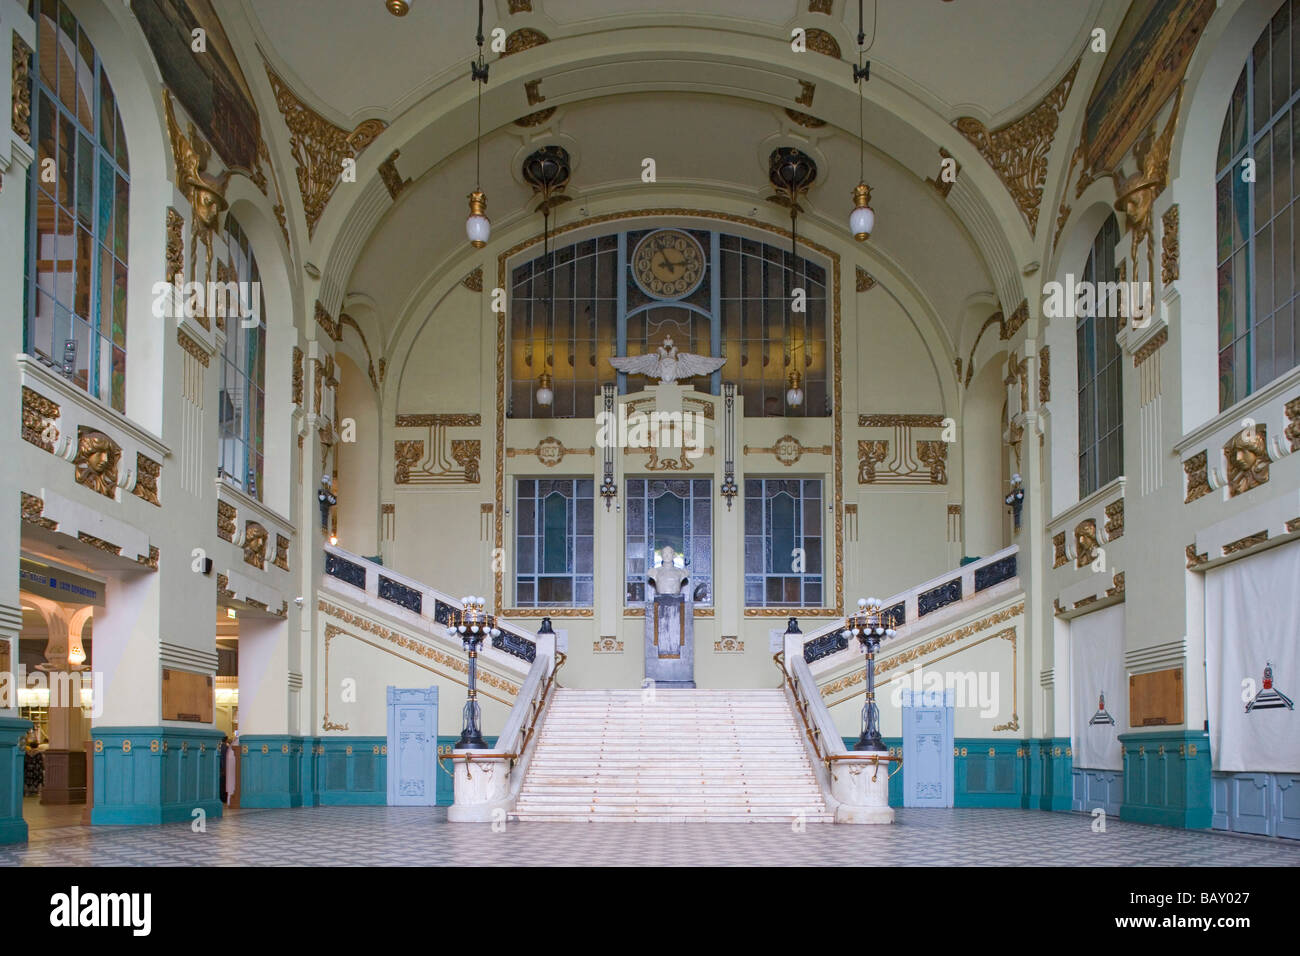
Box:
[513,688,832,822]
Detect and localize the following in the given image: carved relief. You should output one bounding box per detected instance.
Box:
[137,546,159,571]
[1075,519,1099,569]
[714,637,745,653]
[1161,204,1180,284]
[21,387,59,451]
[243,521,268,570]
[804,28,840,58]
[1038,345,1050,405]
[217,500,237,542]
[462,267,484,292]
[178,329,210,367]
[1224,425,1270,497]
[133,454,161,507]
[1222,531,1267,556]
[314,301,340,341]
[916,440,948,484]
[1110,86,1184,286]
[502,28,549,56]
[1052,531,1068,569]
[1106,571,1125,597]
[292,347,304,405]
[21,493,57,530]
[163,89,231,288]
[1285,396,1300,452]
[593,637,624,654]
[274,534,291,572]
[165,207,185,282]
[1104,498,1124,540]
[1183,450,1210,503]
[744,436,831,467]
[265,67,387,236]
[857,440,888,483]
[785,109,825,129]
[378,149,410,199]
[1133,327,1168,367]
[1003,299,1029,340]
[450,440,482,483]
[394,415,481,484]
[954,61,1077,234]
[78,532,121,556]
[74,430,121,499]
[394,441,425,484]
[12,34,32,144]
[855,267,876,292]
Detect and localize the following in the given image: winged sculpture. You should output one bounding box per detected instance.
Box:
[608,336,726,384]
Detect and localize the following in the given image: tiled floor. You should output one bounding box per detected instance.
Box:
[1,806,1298,865]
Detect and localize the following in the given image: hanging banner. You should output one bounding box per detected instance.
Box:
[18,558,105,607]
[1206,542,1300,773]
[1070,603,1126,770]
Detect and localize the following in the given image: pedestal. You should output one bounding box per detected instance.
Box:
[644,593,695,688]
[831,752,896,824]
[445,751,510,822]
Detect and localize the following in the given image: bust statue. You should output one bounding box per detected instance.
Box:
[646,545,688,596]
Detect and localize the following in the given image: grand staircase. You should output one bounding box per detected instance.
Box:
[512,688,831,822]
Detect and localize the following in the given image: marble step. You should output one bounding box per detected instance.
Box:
[511,812,835,823]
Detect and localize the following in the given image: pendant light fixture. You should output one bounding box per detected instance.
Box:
[465,0,491,248]
[385,0,409,15]
[850,0,876,241]
[767,147,816,410]
[522,147,572,409]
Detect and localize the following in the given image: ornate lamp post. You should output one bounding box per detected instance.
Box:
[317,477,337,532]
[449,596,500,749]
[1004,473,1025,531]
[846,597,896,751]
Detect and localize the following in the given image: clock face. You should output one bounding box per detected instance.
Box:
[632,229,706,299]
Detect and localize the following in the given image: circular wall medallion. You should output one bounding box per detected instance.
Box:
[632,229,706,300]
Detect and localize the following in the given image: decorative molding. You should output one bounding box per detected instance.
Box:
[785,109,826,128]
[292,346,304,405]
[947,504,961,516]
[743,435,830,467]
[74,430,121,499]
[916,440,948,484]
[12,34,32,144]
[133,454,161,507]
[1133,327,1168,366]
[217,500,237,542]
[1161,204,1180,284]
[714,637,744,653]
[954,60,1078,234]
[1104,498,1124,540]
[593,637,624,654]
[378,149,410,199]
[808,0,833,15]
[858,414,944,428]
[338,314,380,390]
[395,413,481,428]
[78,532,121,556]
[507,437,595,468]
[631,445,713,471]
[1185,543,1208,569]
[21,492,57,530]
[1222,530,1267,556]
[21,387,59,451]
[857,416,947,484]
[1183,450,1210,503]
[165,207,185,283]
[393,441,424,484]
[855,267,876,292]
[1074,518,1099,569]
[1038,345,1050,405]
[177,328,210,367]
[462,267,484,292]
[502,28,549,56]
[1003,299,1029,340]
[314,300,340,341]
[1224,425,1270,498]
[265,66,387,236]
[137,546,159,571]
[1052,531,1068,569]
[394,413,481,485]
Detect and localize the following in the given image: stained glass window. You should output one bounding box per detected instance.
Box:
[1216,0,1300,409]
[1077,214,1124,498]
[217,215,267,499]
[743,478,823,607]
[23,0,129,412]
[624,478,712,606]
[514,478,594,607]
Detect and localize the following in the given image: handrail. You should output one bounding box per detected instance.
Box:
[777,650,899,771]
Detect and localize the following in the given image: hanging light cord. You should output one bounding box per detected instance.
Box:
[856,0,877,182]
[472,0,488,190]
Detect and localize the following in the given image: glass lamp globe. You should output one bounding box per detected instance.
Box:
[466,190,490,248]
[536,371,554,406]
[850,183,874,241]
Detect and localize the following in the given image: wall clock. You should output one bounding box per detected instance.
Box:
[632,229,706,299]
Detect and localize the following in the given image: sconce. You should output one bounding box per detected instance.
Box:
[1004,473,1025,531]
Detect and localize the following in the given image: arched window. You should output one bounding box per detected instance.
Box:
[23,0,130,412]
[1077,214,1124,497]
[216,215,267,499]
[1215,0,1299,409]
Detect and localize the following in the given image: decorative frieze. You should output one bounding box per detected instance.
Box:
[954,61,1077,235]
[714,637,744,654]
[133,454,161,507]
[1224,425,1270,498]
[1222,531,1267,556]
[593,637,624,654]
[1183,450,1210,503]
[858,414,945,428]
[1133,327,1168,367]
[1104,498,1124,539]
[265,67,387,236]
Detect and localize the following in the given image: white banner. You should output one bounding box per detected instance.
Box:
[1070,603,1126,770]
[1206,542,1300,773]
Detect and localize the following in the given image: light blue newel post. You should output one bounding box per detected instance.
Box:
[901,688,955,807]
[386,687,438,806]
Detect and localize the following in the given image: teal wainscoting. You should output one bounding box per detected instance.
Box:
[238,735,308,809]
[1031,738,1074,812]
[0,717,32,844]
[316,737,387,805]
[90,726,225,826]
[1119,730,1212,829]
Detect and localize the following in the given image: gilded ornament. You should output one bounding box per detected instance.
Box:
[953,61,1077,234]
[12,34,31,144]
[74,431,121,499]
[78,532,121,556]
[136,546,160,571]
[1183,450,1210,503]
[378,150,410,199]
[857,439,888,483]
[21,492,57,530]
[1185,543,1208,569]
[509,0,532,11]
[21,387,60,451]
[1161,204,1180,284]
[859,414,945,428]
[274,534,291,572]
[165,207,185,283]
[514,108,557,128]
[524,79,546,106]
[1109,85,1183,286]
[714,637,745,653]
[1075,518,1099,569]
[502,28,548,56]
[1052,531,1067,569]
[339,315,380,390]
[855,267,876,292]
[133,454,162,507]
[178,329,210,367]
[808,1,832,15]
[314,301,340,341]
[785,109,826,129]
[1105,571,1125,597]
[925,148,958,198]
[462,267,484,292]
[451,440,482,483]
[1104,498,1124,539]
[1284,396,1300,452]
[916,440,948,484]
[163,89,231,287]
[1003,299,1029,340]
[243,521,268,569]
[1222,531,1267,556]
[292,347,304,405]
[1133,327,1168,367]
[1223,425,1270,498]
[217,500,237,542]
[507,437,593,468]
[804,28,840,59]
[1038,345,1050,406]
[265,67,387,236]
[593,637,624,654]
[744,435,830,467]
[394,441,424,484]
[795,80,815,107]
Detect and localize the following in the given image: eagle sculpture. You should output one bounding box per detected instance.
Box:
[608,336,726,384]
